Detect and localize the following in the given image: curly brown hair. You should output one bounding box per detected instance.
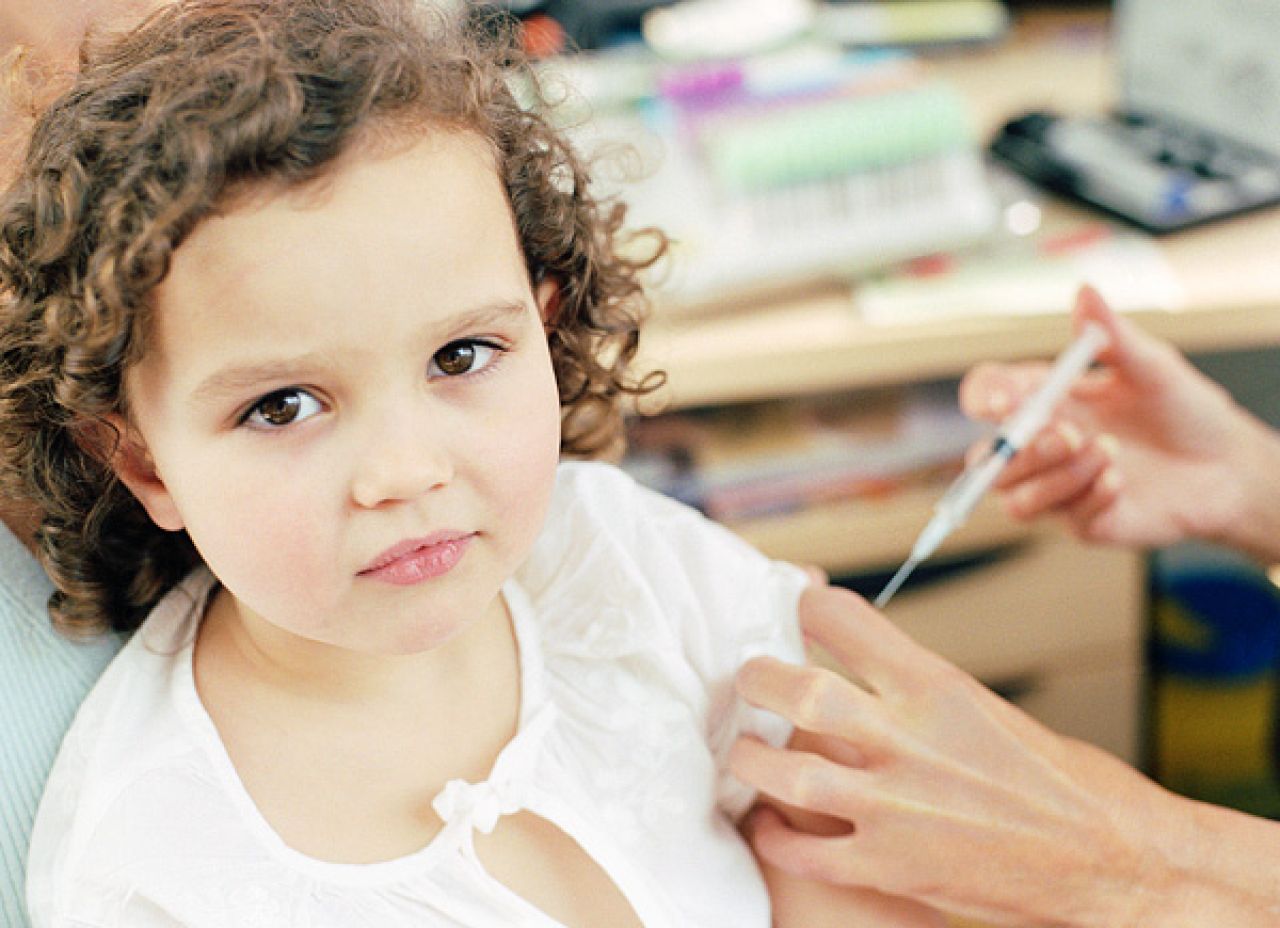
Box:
[0,0,665,635]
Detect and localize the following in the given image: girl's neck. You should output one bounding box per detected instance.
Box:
[195,585,521,714]
[192,585,523,863]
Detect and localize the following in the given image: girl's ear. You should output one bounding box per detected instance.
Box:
[534,276,562,331]
[103,415,185,532]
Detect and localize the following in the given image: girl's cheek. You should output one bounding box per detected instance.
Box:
[194,461,333,566]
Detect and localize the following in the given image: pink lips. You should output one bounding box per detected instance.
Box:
[358,532,474,585]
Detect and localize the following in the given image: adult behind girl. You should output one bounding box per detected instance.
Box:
[0,1,937,924]
[0,4,160,924]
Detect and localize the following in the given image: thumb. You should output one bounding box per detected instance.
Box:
[1072,284,1164,389]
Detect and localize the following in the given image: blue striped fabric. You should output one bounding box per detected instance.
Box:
[0,524,123,926]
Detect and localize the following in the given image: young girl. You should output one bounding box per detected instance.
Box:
[0,2,938,925]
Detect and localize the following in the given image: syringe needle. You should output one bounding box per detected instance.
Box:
[874,556,919,609]
[871,321,1108,612]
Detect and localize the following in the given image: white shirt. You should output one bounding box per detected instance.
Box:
[28,463,808,927]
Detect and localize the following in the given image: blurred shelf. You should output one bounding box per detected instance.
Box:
[634,5,1280,411]
[724,481,1033,576]
[645,279,1280,409]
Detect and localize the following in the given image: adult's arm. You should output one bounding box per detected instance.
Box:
[959,286,1280,563]
[732,585,1280,927]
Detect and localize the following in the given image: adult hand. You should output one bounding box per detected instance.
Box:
[959,286,1280,560]
[732,585,1188,927]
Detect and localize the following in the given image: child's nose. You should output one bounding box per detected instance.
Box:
[349,410,454,509]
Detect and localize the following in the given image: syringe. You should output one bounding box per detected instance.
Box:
[873,322,1109,609]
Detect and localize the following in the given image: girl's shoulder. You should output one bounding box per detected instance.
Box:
[537,461,753,589]
[542,459,798,578]
[547,460,712,546]
[525,461,808,642]
[521,464,807,826]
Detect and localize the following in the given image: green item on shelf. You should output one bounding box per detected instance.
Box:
[700,82,974,192]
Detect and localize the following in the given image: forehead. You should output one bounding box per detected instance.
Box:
[160,128,519,318]
[168,128,514,298]
[140,129,527,371]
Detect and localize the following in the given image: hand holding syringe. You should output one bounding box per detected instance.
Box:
[875,322,1109,608]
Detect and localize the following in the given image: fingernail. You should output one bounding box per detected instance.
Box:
[1097,433,1120,458]
[988,389,1010,417]
[1100,467,1123,493]
[1059,422,1083,452]
[1011,485,1036,515]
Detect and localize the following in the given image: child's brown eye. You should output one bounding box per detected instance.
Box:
[258,392,301,425]
[435,342,476,376]
[243,388,321,429]
[429,340,500,378]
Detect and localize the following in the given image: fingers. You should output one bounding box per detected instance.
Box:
[961,400,1122,524]
[790,725,872,773]
[961,287,1150,429]
[1072,284,1170,390]
[958,361,1051,423]
[1059,462,1125,539]
[745,803,864,885]
[737,653,889,745]
[801,563,829,586]
[1001,436,1114,521]
[730,735,871,825]
[1072,284,1132,371]
[962,286,1164,430]
[972,419,1085,489]
[794,585,933,691]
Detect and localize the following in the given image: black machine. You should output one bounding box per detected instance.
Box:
[991,0,1280,233]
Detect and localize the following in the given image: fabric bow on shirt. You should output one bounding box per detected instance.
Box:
[431,703,557,835]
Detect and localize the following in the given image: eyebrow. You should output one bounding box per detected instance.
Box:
[189,299,531,405]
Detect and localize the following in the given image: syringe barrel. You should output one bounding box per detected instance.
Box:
[939,451,1006,523]
[903,321,1109,575]
[1000,322,1107,450]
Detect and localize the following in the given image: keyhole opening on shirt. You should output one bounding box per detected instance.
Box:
[473,810,643,928]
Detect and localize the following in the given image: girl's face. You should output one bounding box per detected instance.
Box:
[114,131,563,656]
